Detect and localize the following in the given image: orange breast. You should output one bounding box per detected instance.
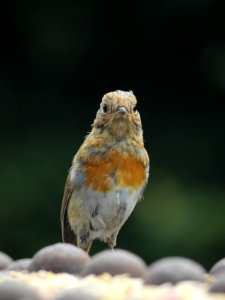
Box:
[84,151,147,192]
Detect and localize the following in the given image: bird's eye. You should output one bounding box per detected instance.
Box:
[133,105,137,113]
[103,104,108,113]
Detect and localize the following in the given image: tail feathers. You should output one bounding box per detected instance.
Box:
[62,224,77,244]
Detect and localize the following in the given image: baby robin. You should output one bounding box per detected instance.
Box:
[61,90,149,253]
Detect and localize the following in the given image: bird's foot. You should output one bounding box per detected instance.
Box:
[107,233,117,249]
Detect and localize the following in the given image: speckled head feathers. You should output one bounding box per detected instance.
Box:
[101,90,137,113]
[92,90,142,140]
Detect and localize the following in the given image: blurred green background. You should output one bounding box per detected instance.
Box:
[1,0,225,270]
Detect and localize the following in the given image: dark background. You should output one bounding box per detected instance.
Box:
[1,0,225,269]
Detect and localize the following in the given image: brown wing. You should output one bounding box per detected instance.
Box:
[60,173,76,244]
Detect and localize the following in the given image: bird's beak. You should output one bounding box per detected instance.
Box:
[117,106,127,114]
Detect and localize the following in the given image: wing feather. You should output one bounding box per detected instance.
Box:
[60,173,76,244]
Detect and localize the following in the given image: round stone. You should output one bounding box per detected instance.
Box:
[82,249,146,278]
[0,280,42,300]
[210,258,225,279]
[55,289,98,300]
[144,256,206,285]
[6,258,32,271]
[0,251,13,270]
[29,243,90,274]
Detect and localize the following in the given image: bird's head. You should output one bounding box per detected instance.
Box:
[92,90,143,140]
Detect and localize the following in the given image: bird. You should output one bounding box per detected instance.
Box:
[60,90,149,253]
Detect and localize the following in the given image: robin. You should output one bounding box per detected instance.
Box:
[61,90,149,253]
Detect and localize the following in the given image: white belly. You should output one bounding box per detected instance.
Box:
[68,185,144,243]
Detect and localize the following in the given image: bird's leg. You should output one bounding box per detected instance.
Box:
[77,226,92,253]
[107,232,118,249]
[83,241,93,253]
